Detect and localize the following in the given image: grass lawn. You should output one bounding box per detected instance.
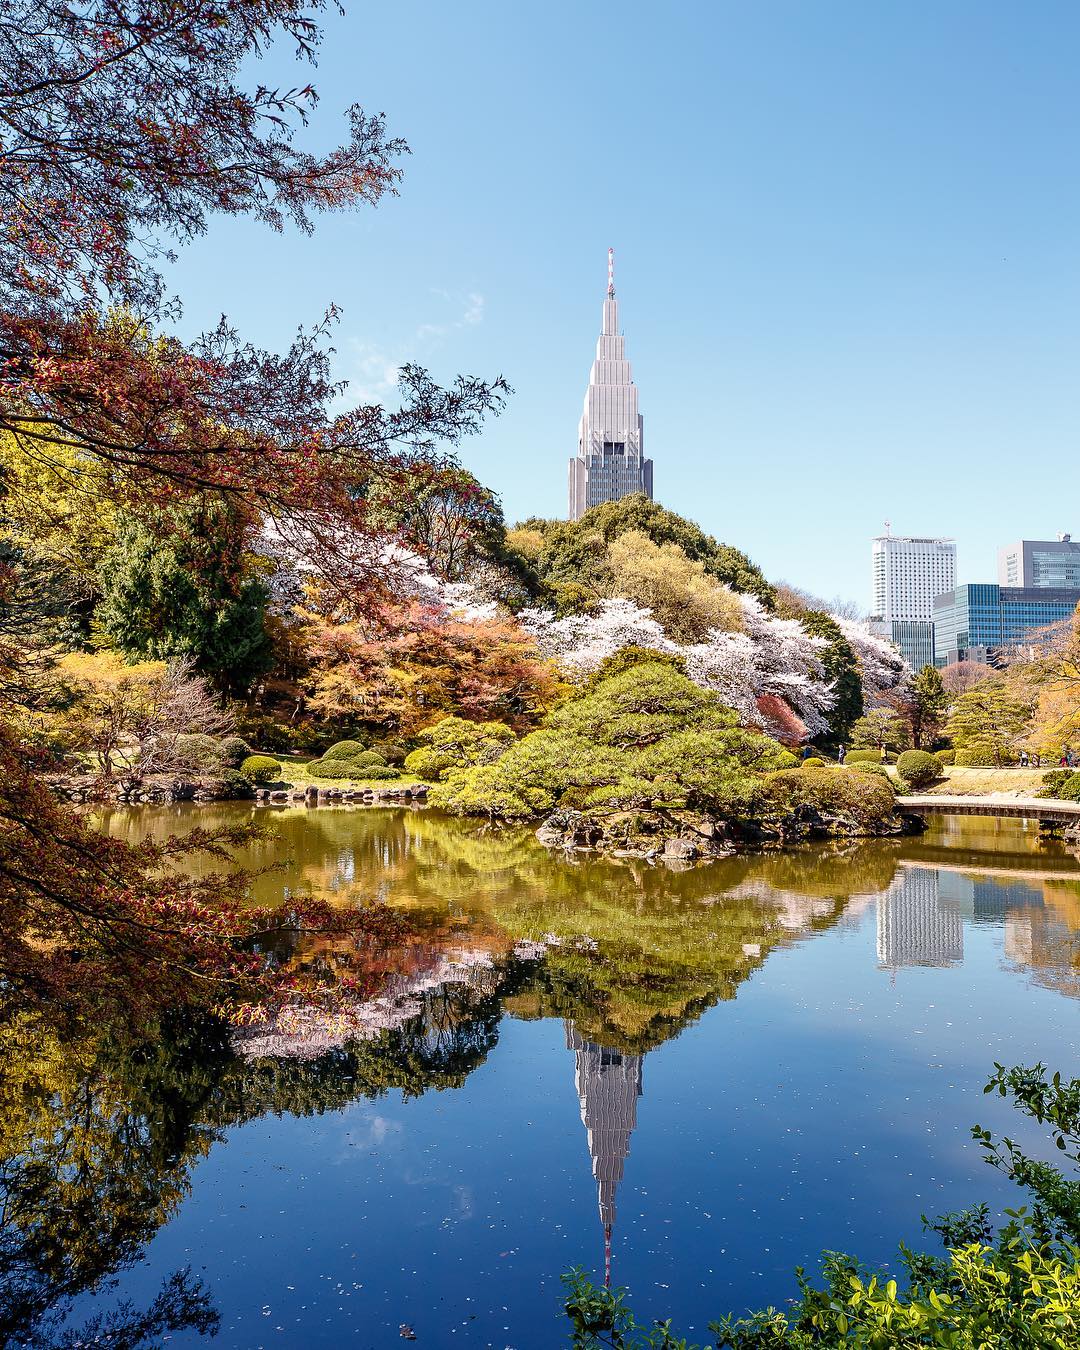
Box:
[915,766,1053,798]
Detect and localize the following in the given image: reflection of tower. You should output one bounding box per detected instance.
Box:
[565,1021,644,1285]
[877,867,963,969]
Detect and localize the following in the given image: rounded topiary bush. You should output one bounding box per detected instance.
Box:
[218,734,255,769]
[933,749,956,767]
[174,733,222,770]
[240,754,283,784]
[321,739,368,761]
[801,756,826,769]
[358,764,400,780]
[897,750,943,790]
[349,750,386,768]
[845,750,882,765]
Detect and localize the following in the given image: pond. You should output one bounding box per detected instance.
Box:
[5,808,1080,1347]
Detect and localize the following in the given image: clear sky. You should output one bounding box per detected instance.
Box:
[165,0,1080,609]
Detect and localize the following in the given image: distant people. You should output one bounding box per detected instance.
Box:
[802,745,814,761]
[880,745,887,763]
[1062,747,1069,767]
[837,745,846,764]
[1033,752,1041,768]
[1019,750,1029,769]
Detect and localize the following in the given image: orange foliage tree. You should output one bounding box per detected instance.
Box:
[304,601,562,737]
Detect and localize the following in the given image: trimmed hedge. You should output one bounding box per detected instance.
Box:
[322,739,368,761]
[897,750,943,790]
[845,750,883,765]
[801,757,826,769]
[933,749,956,766]
[240,754,282,784]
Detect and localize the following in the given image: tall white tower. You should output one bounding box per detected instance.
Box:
[871,533,956,623]
[568,249,653,521]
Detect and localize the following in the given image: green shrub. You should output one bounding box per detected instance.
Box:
[845,749,882,764]
[763,766,896,831]
[851,761,895,789]
[240,754,282,784]
[801,756,825,768]
[358,765,400,781]
[1039,769,1080,802]
[348,750,386,768]
[217,734,254,769]
[208,768,255,799]
[173,733,222,770]
[307,759,359,780]
[955,745,1007,767]
[933,748,956,766]
[897,749,943,790]
[403,717,515,782]
[369,738,408,766]
[322,739,368,761]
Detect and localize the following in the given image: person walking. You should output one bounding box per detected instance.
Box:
[1019,749,1029,769]
[837,744,846,764]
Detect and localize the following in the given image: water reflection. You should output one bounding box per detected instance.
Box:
[5,810,1078,1345]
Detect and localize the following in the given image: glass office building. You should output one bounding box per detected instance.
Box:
[934,584,1080,666]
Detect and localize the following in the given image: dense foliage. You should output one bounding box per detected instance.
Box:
[511,496,776,613]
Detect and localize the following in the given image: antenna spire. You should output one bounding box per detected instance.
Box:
[607,247,615,298]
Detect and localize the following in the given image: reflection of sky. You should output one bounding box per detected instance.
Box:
[64,820,1080,1349]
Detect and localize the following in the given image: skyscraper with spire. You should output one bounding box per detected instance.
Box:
[568,249,653,521]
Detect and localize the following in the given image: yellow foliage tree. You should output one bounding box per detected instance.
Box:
[606,530,744,642]
[0,430,117,588]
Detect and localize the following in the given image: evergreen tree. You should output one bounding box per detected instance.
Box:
[96,505,272,696]
[798,610,863,749]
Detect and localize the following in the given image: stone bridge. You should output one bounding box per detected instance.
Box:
[897,795,1080,825]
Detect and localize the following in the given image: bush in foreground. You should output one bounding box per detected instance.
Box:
[1039,770,1080,802]
[240,755,282,784]
[564,1062,1080,1348]
[762,766,897,833]
[897,749,944,790]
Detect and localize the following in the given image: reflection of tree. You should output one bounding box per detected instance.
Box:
[0,975,514,1346]
[0,1010,231,1345]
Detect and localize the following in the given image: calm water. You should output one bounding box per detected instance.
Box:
[6,808,1080,1347]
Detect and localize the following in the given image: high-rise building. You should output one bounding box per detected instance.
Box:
[933,583,1080,665]
[998,534,1080,589]
[871,533,957,622]
[869,533,956,671]
[568,250,653,522]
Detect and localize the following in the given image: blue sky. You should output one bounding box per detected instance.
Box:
[165,1,1080,608]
